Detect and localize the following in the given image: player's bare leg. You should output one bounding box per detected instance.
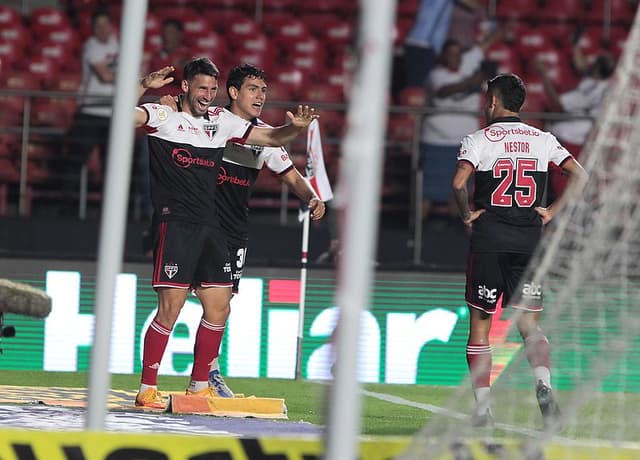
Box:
[186,286,232,397]
[517,311,561,430]
[467,306,494,426]
[136,287,188,408]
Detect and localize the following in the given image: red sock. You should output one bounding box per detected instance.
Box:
[141,319,172,386]
[191,319,225,381]
[525,334,550,369]
[466,343,492,388]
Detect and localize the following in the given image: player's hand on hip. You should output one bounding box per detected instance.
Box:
[286,105,319,128]
[463,209,485,227]
[535,206,553,225]
[309,198,325,220]
[141,66,175,90]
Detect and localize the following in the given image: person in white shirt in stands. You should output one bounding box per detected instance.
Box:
[420,33,497,224]
[62,8,119,212]
[534,45,614,199]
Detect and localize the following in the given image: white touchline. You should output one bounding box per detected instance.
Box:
[360,389,570,440]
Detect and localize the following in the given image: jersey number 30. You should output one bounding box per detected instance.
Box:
[491,158,537,207]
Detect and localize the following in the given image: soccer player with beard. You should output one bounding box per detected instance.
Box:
[210,64,325,396]
[133,59,318,409]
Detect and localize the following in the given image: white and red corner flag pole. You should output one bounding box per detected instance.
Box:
[295,119,333,380]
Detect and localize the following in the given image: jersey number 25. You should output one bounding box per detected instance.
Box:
[491,158,537,207]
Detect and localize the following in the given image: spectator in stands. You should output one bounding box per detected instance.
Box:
[420,34,498,225]
[62,8,118,212]
[145,18,191,97]
[402,0,486,88]
[534,45,614,198]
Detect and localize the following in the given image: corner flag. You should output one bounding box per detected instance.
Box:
[305,119,334,201]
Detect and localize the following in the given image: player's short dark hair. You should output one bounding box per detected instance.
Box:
[487,73,526,112]
[183,57,219,82]
[226,63,267,96]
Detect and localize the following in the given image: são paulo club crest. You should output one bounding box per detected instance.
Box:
[164,262,178,279]
[204,122,218,139]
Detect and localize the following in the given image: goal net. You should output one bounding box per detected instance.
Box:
[400,5,640,458]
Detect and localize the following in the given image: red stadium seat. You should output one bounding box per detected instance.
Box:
[496,0,537,20]
[485,41,523,75]
[301,83,343,104]
[182,15,211,47]
[192,31,229,65]
[226,16,261,44]
[586,0,637,24]
[576,26,608,61]
[0,40,21,71]
[0,23,29,52]
[0,5,21,27]
[534,0,585,22]
[396,86,427,107]
[287,51,325,81]
[262,0,297,12]
[272,66,306,98]
[520,76,548,129]
[386,112,419,144]
[26,56,60,89]
[270,18,311,50]
[314,110,345,138]
[31,97,76,129]
[516,26,554,56]
[265,81,295,102]
[397,0,420,18]
[29,7,71,35]
[0,71,42,118]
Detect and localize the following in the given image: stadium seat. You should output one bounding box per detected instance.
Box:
[485,41,523,75]
[0,40,21,71]
[226,16,261,44]
[0,23,29,52]
[0,5,21,27]
[265,81,295,102]
[396,86,427,107]
[386,112,419,144]
[586,0,637,24]
[520,76,548,129]
[31,97,75,130]
[534,0,585,22]
[192,31,229,66]
[397,0,420,18]
[262,0,297,12]
[298,0,356,17]
[286,51,325,82]
[516,26,554,56]
[271,65,306,98]
[496,0,537,20]
[0,71,42,118]
[301,83,343,104]
[29,7,72,36]
[26,56,60,89]
[270,18,311,50]
[181,14,211,47]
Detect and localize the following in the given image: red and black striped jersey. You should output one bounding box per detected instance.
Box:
[141,103,252,225]
[458,117,573,253]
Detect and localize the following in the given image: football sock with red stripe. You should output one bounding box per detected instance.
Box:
[141,318,172,386]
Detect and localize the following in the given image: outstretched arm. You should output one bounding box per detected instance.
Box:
[280,168,326,220]
[246,105,318,147]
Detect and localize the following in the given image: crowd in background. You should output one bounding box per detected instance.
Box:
[0,0,634,223]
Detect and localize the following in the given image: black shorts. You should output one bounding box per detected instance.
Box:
[465,252,543,314]
[227,242,248,294]
[152,221,232,289]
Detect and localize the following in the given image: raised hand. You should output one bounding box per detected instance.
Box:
[141,66,175,90]
[286,105,319,128]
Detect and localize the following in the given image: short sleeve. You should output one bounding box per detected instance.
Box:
[264,146,293,174]
[547,133,573,166]
[457,135,479,167]
[141,103,173,128]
